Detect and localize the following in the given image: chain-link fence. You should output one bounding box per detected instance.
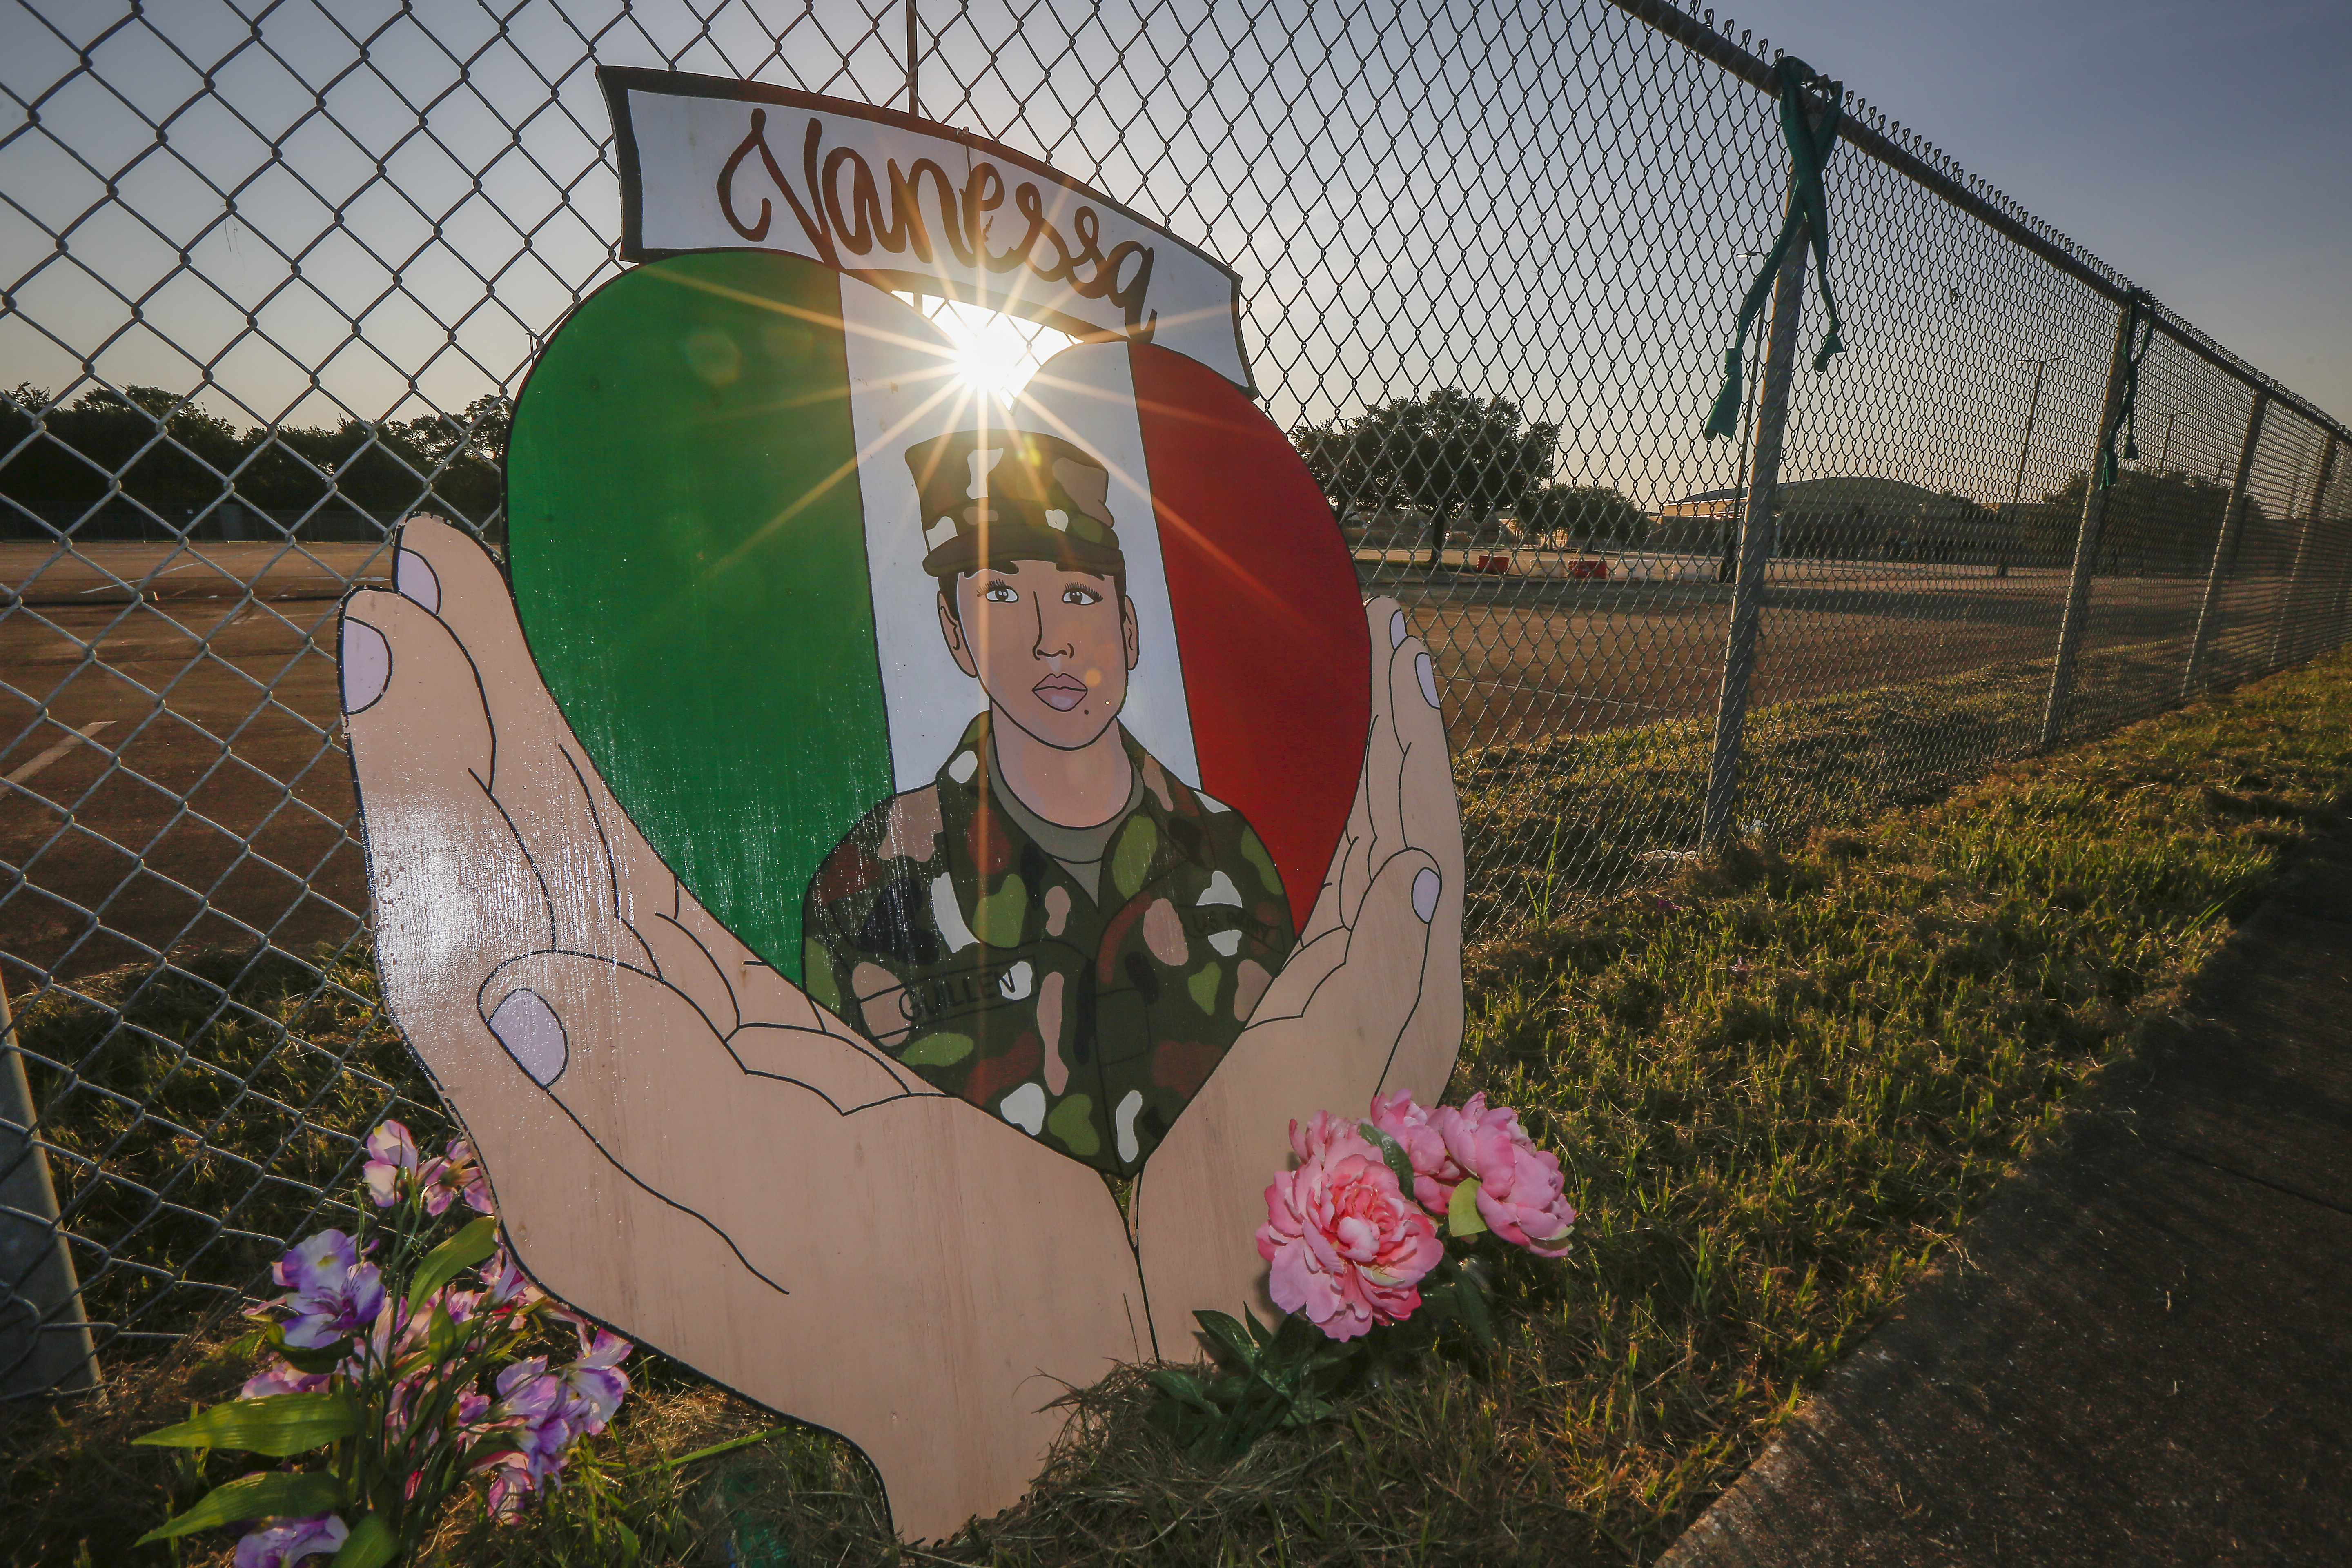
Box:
[2,0,2345,1395]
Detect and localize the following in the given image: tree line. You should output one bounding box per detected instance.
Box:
[1291,388,1647,564]
[0,385,509,539]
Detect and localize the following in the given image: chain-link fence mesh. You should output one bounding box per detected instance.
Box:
[2,0,2345,1393]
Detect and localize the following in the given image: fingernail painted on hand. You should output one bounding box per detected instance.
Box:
[1389,608,1408,648]
[340,619,389,713]
[395,548,441,612]
[1412,867,1441,923]
[1415,652,1440,709]
[488,989,568,1086]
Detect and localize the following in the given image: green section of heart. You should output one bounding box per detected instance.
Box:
[506,251,893,981]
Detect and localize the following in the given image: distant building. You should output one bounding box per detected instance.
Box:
[1648,487,1744,554]
[1647,477,2018,564]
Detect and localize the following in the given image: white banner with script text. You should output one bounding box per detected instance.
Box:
[601,67,1254,392]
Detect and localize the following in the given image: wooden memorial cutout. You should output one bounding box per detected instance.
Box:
[341,71,1465,1541]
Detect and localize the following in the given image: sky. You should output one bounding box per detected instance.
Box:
[1,0,2341,516]
[1731,0,2352,422]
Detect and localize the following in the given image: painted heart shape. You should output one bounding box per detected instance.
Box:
[504,250,1366,1171]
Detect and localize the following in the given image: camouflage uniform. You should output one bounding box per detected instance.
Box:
[801,711,1296,1176]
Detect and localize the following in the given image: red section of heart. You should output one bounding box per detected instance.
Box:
[1130,343,1371,932]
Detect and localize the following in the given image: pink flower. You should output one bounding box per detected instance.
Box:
[1430,1094,1578,1256]
[1256,1111,1443,1341]
[233,1512,347,1568]
[1366,1091,1472,1215]
[238,1356,329,1401]
[362,1121,419,1208]
[271,1231,384,1348]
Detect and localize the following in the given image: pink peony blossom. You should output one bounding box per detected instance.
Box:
[233,1512,347,1568]
[361,1121,419,1208]
[1366,1091,1472,1216]
[1256,1111,1443,1341]
[237,1356,329,1401]
[1429,1094,1578,1256]
[271,1231,384,1348]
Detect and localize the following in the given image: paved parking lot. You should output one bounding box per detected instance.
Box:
[0,541,2276,980]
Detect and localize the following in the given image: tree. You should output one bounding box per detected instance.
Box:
[0,383,511,538]
[1515,483,1647,551]
[1293,388,1557,567]
[2020,468,2250,575]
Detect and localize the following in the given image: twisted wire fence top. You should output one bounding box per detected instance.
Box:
[0,0,2345,1387]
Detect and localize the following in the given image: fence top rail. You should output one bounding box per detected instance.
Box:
[1605,0,2351,448]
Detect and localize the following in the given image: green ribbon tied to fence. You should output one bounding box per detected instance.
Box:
[1705,57,1847,441]
[2096,292,2156,490]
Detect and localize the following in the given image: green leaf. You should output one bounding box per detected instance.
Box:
[1455,1266,1499,1349]
[133,1470,346,1545]
[406,1215,499,1312]
[330,1513,398,1568]
[1358,1121,1419,1198]
[1145,1368,1218,1416]
[664,1425,791,1470]
[270,1330,351,1375]
[1192,1310,1262,1370]
[136,1393,361,1457]
[1448,1177,1490,1238]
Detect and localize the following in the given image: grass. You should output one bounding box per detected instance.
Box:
[1456,639,2189,933]
[8,643,2352,1565]
[7,946,448,1351]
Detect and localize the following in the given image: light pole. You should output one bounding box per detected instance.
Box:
[1998,356,2052,579]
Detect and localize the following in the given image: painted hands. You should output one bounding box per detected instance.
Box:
[340,518,1146,1542]
[1130,598,1464,1343]
[341,522,1462,1535]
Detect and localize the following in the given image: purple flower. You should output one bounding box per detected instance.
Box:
[563,1327,632,1434]
[428,1138,494,1216]
[271,1231,384,1349]
[233,1512,348,1568]
[478,1242,541,1311]
[361,1121,419,1209]
[473,1448,535,1521]
[238,1356,329,1401]
[491,1357,585,1497]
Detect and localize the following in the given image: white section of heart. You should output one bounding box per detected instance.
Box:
[837,281,1199,795]
[1008,341,1200,790]
[620,87,1250,391]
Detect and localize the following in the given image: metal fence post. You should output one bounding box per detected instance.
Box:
[2270,436,2339,671]
[1,986,97,1396]
[2182,393,2270,699]
[2038,301,2143,750]
[1700,213,1810,847]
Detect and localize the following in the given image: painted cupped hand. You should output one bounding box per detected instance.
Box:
[341,517,1149,1543]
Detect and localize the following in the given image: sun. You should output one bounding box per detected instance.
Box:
[909,296,1079,400]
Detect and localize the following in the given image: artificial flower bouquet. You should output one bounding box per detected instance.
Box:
[1149,1091,1576,1460]
[135,1122,632,1567]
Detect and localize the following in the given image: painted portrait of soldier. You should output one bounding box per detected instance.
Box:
[800,428,1296,1176]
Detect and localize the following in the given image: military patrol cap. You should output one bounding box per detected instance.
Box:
[905,428,1124,577]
